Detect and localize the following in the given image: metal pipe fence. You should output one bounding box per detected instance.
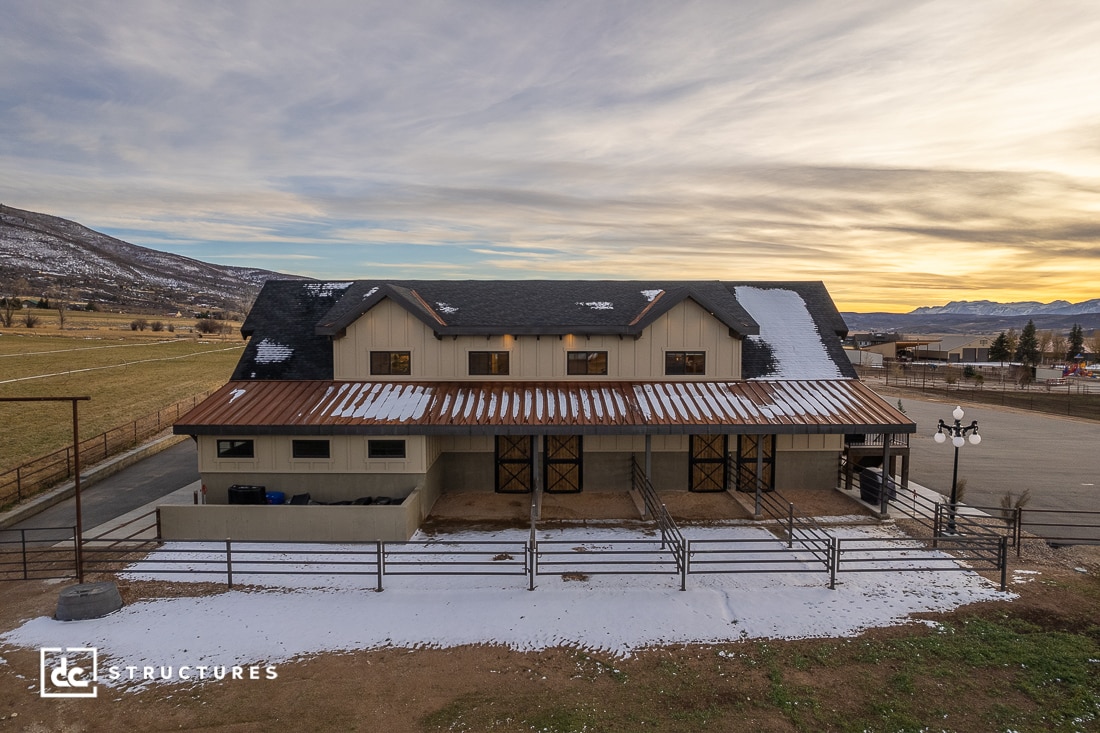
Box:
[0,391,213,508]
[1016,508,1100,552]
[5,524,1015,591]
[0,526,79,581]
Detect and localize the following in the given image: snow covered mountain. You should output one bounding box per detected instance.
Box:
[910,299,1100,317]
[0,204,307,313]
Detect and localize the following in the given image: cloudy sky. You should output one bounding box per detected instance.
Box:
[3,1,1099,311]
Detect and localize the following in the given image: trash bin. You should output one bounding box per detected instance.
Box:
[228,485,267,505]
[858,470,896,504]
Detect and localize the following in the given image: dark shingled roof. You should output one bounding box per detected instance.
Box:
[231,279,854,381]
[314,280,758,337]
[232,281,352,380]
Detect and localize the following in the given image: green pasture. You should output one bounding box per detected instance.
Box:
[0,333,244,471]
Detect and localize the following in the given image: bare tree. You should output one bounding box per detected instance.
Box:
[48,285,72,330]
[1037,330,1053,364]
[1051,331,1067,363]
[1,276,28,328]
[1088,330,1100,360]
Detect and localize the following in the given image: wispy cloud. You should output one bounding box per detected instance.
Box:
[3,1,1099,310]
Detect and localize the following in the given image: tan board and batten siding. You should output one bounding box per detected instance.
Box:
[333,297,742,381]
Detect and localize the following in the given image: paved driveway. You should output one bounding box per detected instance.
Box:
[8,439,199,533]
[875,387,1099,515]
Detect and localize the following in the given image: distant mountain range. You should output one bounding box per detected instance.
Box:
[0,204,307,314]
[2,203,1095,332]
[909,299,1100,317]
[843,298,1100,335]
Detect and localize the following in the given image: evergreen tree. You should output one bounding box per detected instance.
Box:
[1067,323,1085,361]
[988,332,1011,364]
[1014,320,1040,366]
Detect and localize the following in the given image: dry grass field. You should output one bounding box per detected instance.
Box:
[0,312,244,472]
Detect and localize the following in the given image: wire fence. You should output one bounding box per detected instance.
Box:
[0,391,213,509]
[854,364,1100,420]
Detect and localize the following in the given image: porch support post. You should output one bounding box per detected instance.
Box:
[528,433,536,508]
[879,434,891,519]
[644,434,652,481]
[754,436,763,520]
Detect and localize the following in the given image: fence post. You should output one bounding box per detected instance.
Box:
[829,537,838,590]
[375,541,384,592]
[999,537,1008,592]
[16,466,22,502]
[528,527,536,592]
[679,538,687,592]
[226,538,233,588]
[1015,506,1023,557]
[75,530,83,584]
[932,504,941,548]
[787,503,794,549]
[21,529,28,580]
[103,433,108,461]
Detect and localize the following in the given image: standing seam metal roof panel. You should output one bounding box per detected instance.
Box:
[175,379,913,435]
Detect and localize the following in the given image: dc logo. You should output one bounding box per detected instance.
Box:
[40,647,98,698]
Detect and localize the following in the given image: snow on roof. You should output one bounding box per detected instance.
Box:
[254,339,294,364]
[641,289,663,302]
[577,301,614,310]
[303,282,352,297]
[0,524,1008,688]
[735,286,846,380]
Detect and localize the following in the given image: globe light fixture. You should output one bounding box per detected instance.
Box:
[934,405,981,534]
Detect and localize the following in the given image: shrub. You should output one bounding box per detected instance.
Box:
[194,319,225,335]
[150,321,164,332]
[22,312,40,328]
[130,318,148,331]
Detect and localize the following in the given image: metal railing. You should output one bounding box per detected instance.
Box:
[0,526,79,581]
[0,391,214,508]
[17,486,1078,593]
[1016,508,1100,552]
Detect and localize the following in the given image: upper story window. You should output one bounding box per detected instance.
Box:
[665,351,706,375]
[469,351,510,376]
[567,351,608,376]
[217,439,254,459]
[370,351,411,375]
[292,439,331,459]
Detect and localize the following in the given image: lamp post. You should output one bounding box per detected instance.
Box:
[933,405,981,533]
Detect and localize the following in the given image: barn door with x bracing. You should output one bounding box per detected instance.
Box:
[689,434,728,492]
[544,435,582,493]
[735,434,775,493]
[495,436,533,493]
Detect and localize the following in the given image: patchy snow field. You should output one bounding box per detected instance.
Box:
[0,524,1010,688]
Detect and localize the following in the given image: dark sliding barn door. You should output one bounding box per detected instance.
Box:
[495,436,533,493]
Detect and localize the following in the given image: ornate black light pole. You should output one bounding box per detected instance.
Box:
[933,405,981,533]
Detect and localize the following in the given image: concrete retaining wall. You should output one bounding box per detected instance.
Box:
[158,490,422,542]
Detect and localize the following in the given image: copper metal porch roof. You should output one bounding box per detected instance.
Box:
[174,379,913,436]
